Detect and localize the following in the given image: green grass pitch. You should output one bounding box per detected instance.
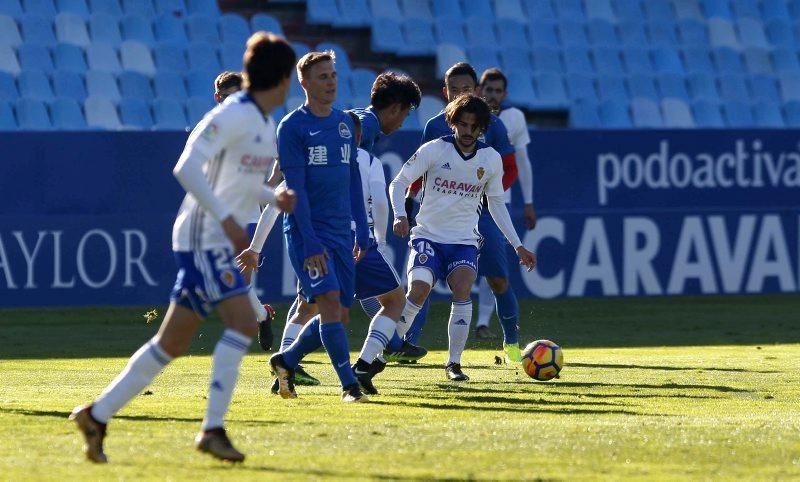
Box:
[1,295,799,480]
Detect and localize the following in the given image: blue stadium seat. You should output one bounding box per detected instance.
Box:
[154,0,186,17]
[219,14,250,44]
[682,46,714,74]
[153,42,187,73]
[563,46,592,74]
[528,21,558,47]
[702,0,733,18]
[569,99,600,127]
[558,19,588,47]
[18,44,53,73]
[692,99,724,126]
[749,74,780,103]
[219,42,244,71]
[186,14,218,44]
[772,48,800,73]
[289,74,302,97]
[316,41,351,75]
[186,0,218,16]
[152,97,186,129]
[622,47,653,74]
[585,0,614,21]
[436,43,466,78]
[335,77,353,108]
[465,17,497,48]
[672,0,703,20]
[119,98,152,128]
[461,0,494,20]
[185,94,213,125]
[85,95,120,128]
[612,0,643,21]
[790,0,800,16]
[652,47,685,74]
[522,0,555,21]
[18,70,54,101]
[783,100,800,126]
[369,0,400,19]
[401,0,432,20]
[120,40,155,76]
[708,18,739,50]
[399,106,420,130]
[712,47,743,73]
[0,45,20,75]
[52,70,86,100]
[270,104,286,123]
[416,94,444,124]
[57,0,90,17]
[85,69,119,100]
[50,97,86,129]
[723,101,754,126]
[718,74,750,101]
[402,18,436,56]
[250,13,283,35]
[153,71,187,100]
[599,99,632,127]
[371,18,403,54]
[0,15,22,47]
[661,97,694,127]
[753,102,784,127]
[532,72,568,108]
[565,73,597,102]
[778,72,800,101]
[496,19,528,49]
[185,69,215,97]
[631,96,663,127]
[86,44,122,74]
[187,41,219,71]
[730,0,759,18]
[597,75,628,101]
[20,14,57,47]
[467,46,500,76]
[118,70,152,99]
[291,41,310,58]
[307,0,338,24]
[501,48,532,77]
[643,0,673,21]
[531,46,562,74]
[506,71,537,108]
[23,0,56,16]
[657,72,690,100]
[765,19,795,48]
[647,21,678,47]
[0,71,18,101]
[121,0,154,20]
[0,100,16,129]
[677,18,708,46]
[627,73,659,100]
[89,13,121,46]
[0,0,23,17]
[587,19,618,47]
[738,18,770,50]
[553,0,584,20]
[495,0,526,20]
[743,47,773,75]
[154,14,188,44]
[15,97,51,129]
[688,72,719,100]
[431,0,461,19]
[618,20,647,47]
[88,0,122,16]
[335,0,371,27]
[53,43,87,73]
[284,94,304,111]
[434,17,466,45]
[121,15,156,45]
[762,0,790,21]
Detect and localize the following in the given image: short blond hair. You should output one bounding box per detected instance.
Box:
[296,50,336,81]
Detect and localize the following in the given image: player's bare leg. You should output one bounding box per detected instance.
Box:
[445,266,477,381]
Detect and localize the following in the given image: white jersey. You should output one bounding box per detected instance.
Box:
[352,147,385,240]
[172,94,278,251]
[391,136,504,247]
[499,106,530,203]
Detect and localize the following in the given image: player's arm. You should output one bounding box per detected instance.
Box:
[267,159,283,186]
[493,118,518,190]
[390,145,434,237]
[236,181,289,275]
[349,137,370,260]
[405,118,437,202]
[368,156,389,246]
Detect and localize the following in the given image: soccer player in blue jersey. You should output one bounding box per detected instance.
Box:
[398,62,523,363]
[268,50,372,402]
[70,32,297,463]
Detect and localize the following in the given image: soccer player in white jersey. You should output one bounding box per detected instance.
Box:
[389,94,536,381]
[475,68,538,341]
[69,32,297,464]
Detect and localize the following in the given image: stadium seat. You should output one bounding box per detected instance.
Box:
[371,18,403,54]
[349,68,376,94]
[587,19,617,47]
[496,19,528,49]
[153,42,186,73]
[631,96,663,127]
[677,18,709,46]
[152,97,186,129]
[316,41,351,75]
[52,70,86,100]
[618,20,648,47]
[702,0,733,19]
[465,17,497,48]
[118,70,153,99]
[84,95,120,128]
[401,0,433,20]
[661,97,694,127]
[154,14,188,44]
[18,44,54,73]
[713,47,744,74]
[762,0,790,21]
[18,70,54,101]
[461,0,494,20]
[719,74,750,101]
[627,73,659,100]
[772,48,800,73]
[289,74,302,97]
[402,18,436,56]
[53,43,87,73]
[657,73,690,100]
[612,0,642,21]
[653,47,685,74]
[569,99,600,127]
[672,0,703,20]
[185,69,215,97]
[89,13,121,46]
[743,47,773,75]
[23,0,56,16]
[431,0,461,19]
[505,70,537,108]
[0,0,23,17]
[722,101,754,126]
[765,19,795,48]
[585,0,614,21]
[185,94,213,125]
[334,0,371,27]
[186,0,218,16]
[50,97,86,129]
[737,18,770,50]
[642,0,673,21]
[622,48,654,75]
[86,43,120,72]
[0,71,18,101]
[531,47,562,74]
[15,97,51,129]
[291,41,310,58]
[219,14,250,45]
[121,0,155,19]
[597,75,628,101]
[599,99,632,127]
[187,41,220,71]
[55,13,90,47]
[730,0,760,18]
[687,72,719,100]
[783,100,800,126]
[399,107,420,130]
[186,14,218,44]
[250,13,283,36]
[753,102,784,127]
[284,94,304,111]
[778,72,800,101]
[692,99,724,126]
[495,0,526,20]
[466,46,499,77]
[369,0,399,19]
[20,14,57,47]
[88,0,122,16]
[553,0,584,20]
[683,47,714,74]
[436,43,466,78]
[749,74,780,103]
[558,19,589,47]
[120,40,156,77]
[121,15,156,45]
[270,104,286,123]
[153,71,187,100]
[0,15,23,47]
[565,73,597,102]
[708,18,740,50]
[119,98,152,129]
[416,94,444,124]
[307,0,338,24]
[154,0,186,17]
[434,17,466,46]
[0,100,16,129]
[500,48,532,77]
[219,42,244,71]
[85,69,119,100]
[532,72,568,108]
[647,21,678,47]
[563,46,592,74]
[528,21,559,47]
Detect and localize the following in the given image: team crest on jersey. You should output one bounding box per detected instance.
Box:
[201,123,218,142]
[477,167,485,180]
[220,269,236,288]
[406,152,417,165]
[339,122,352,138]
[418,253,428,264]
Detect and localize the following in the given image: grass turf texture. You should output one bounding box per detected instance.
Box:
[1,295,799,480]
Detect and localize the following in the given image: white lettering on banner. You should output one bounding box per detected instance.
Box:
[746,215,796,292]
[708,215,756,293]
[567,218,619,296]
[667,217,718,294]
[623,217,661,295]
[77,229,117,288]
[52,230,75,288]
[519,218,564,298]
[123,230,157,287]
[0,235,16,288]
[597,140,800,205]
[12,231,46,289]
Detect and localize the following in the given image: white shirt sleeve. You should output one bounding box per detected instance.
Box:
[389,142,436,218]
[515,143,533,204]
[369,157,389,245]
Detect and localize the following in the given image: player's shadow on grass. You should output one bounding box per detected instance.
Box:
[568,362,779,374]
[212,464,462,481]
[368,398,641,416]
[428,383,722,399]
[0,407,285,425]
[552,381,750,394]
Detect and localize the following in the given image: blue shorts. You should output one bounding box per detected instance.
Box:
[286,232,355,309]
[407,238,478,284]
[170,248,249,319]
[355,243,401,299]
[477,210,510,278]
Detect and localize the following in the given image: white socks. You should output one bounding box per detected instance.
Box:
[447,300,473,365]
[91,338,172,423]
[280,322,303,352]
[476,277,495,327]
[397,299,422,338]
[202,329,251,431]
[358,315,396,363]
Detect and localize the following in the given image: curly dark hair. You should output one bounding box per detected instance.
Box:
[370,72,422,111]
[243,31,296,91]
[444,94,491,134]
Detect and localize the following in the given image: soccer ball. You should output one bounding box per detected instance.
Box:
[521,340,563,381]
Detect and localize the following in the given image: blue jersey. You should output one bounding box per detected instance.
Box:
[350,106,382,153]
[277,105,369,257]
[421,110,514,156]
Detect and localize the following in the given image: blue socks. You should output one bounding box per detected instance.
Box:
[404,298,429,345]
[495,287,519,344]
[319,321,357,388]
[281,316,321,368]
